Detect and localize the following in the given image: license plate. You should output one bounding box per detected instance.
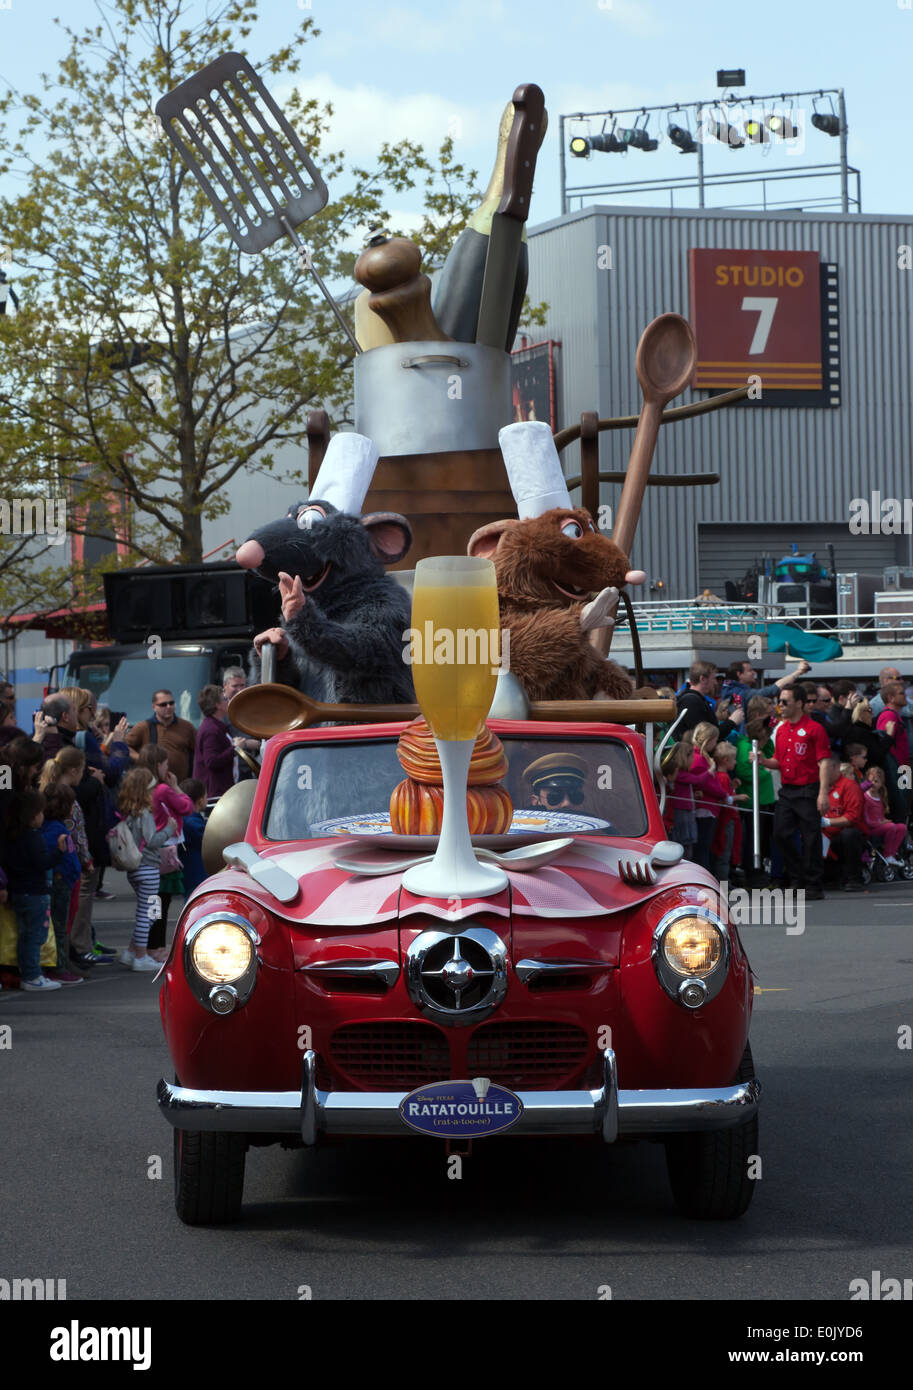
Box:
[399,1079,523,1138]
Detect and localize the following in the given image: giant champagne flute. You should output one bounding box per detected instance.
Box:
[402,556,508,898]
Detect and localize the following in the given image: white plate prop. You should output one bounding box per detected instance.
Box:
[311,809,610,846]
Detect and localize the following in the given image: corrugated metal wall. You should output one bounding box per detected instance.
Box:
[526,205,913,599]
[697,523,898,596]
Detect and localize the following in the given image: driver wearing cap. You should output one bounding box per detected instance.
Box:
[525,752,588,811]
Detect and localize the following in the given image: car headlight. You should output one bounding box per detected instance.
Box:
[183,912,259,1012]
[192,922,254,983]
[652,905,730,1008]
[662,917,722,977]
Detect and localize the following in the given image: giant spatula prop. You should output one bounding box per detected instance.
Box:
[156,52,360,352]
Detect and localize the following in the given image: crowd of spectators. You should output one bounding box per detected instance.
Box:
[661,660,913,894]
[0,668,253,994]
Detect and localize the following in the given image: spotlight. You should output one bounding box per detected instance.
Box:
[812,111,840,136]
[569,128,626,157]
[708,118,744,148]
[668,121,697,154]
[743,118,769,144]
[766,112,797,139]
[617,125,658,152]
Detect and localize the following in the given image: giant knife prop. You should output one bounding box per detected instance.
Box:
[474,84,546,353]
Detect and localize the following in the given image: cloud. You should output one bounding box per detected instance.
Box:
[316,0,508,58]
[273,72,501,166]
[598,0,663,39]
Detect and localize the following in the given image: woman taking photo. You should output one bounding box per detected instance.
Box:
[193,684,239,799]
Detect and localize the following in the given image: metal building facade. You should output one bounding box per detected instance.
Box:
[525,204,913,599]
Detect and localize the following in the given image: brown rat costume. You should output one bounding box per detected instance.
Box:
[468,506,640,702]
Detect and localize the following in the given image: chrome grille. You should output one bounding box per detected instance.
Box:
[329,1021,450,1091]
[467,1021,589,1089]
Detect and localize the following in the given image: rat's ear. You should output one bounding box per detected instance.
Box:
[467,519,516,559]
[362,512,413,564]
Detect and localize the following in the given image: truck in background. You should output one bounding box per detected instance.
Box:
[48,562,276,726]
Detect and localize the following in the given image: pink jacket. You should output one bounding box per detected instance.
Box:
[152,782,194,832]
[665,758,729,816]
[862,788,892,832]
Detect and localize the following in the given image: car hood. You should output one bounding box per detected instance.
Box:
[188,837,718,927]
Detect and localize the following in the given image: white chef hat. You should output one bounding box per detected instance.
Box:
[498,421,572,519]
[309,431,379,515]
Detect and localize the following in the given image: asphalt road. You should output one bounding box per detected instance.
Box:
[2,871,912,1301]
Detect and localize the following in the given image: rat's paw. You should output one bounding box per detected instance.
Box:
[278,571,307,620]
[253,627,290,660]
[580,586,619,632]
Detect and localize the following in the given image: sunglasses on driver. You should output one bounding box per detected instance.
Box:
[537,777,585,807]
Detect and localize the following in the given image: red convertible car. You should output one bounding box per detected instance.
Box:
[157,717,760,1224]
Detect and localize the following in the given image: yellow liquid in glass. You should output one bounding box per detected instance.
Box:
[411,582,500,741]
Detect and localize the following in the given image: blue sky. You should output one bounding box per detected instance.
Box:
[0,0,910,235]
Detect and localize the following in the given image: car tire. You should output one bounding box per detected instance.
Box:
[173,1126,247,1226]
[664,1041,758,1220]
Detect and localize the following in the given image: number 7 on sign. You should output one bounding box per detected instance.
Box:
[741,297,778,354]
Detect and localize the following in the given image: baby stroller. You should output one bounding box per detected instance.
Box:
[860,831,913,885]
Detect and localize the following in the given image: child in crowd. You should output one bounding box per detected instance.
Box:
[661,738,698,860]
[691,722,729,871]
[861,765,908,864]
[710,741,746,882]
[6,789,67,992]
[40,747,94,970]
[136,746,195,963]
[41,783,84,986]
[117,768,177,972]
[178,778,208,900]
[661,728,728,864]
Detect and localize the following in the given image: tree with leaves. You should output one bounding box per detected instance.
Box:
[0,0,491,608]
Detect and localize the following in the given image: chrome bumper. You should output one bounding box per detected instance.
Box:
[157,1051,760,1143]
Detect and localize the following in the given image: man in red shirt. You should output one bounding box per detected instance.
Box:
[821,755,867,892]
[767,683,832,898]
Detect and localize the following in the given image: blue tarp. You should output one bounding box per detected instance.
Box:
[766,622,843,662]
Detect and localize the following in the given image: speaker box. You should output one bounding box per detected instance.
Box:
[104,564,275,643]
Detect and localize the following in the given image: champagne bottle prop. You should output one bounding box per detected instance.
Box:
[433,97,548,351]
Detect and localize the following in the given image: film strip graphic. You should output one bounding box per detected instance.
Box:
[822,262,841,408]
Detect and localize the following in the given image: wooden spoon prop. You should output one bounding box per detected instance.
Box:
[227,688,677,738]
[594,313,698,657]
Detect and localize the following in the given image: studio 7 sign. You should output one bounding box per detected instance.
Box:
[688,248,839,407]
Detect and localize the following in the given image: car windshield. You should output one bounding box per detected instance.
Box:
[263,734,648,841]
[65,655,211,726]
